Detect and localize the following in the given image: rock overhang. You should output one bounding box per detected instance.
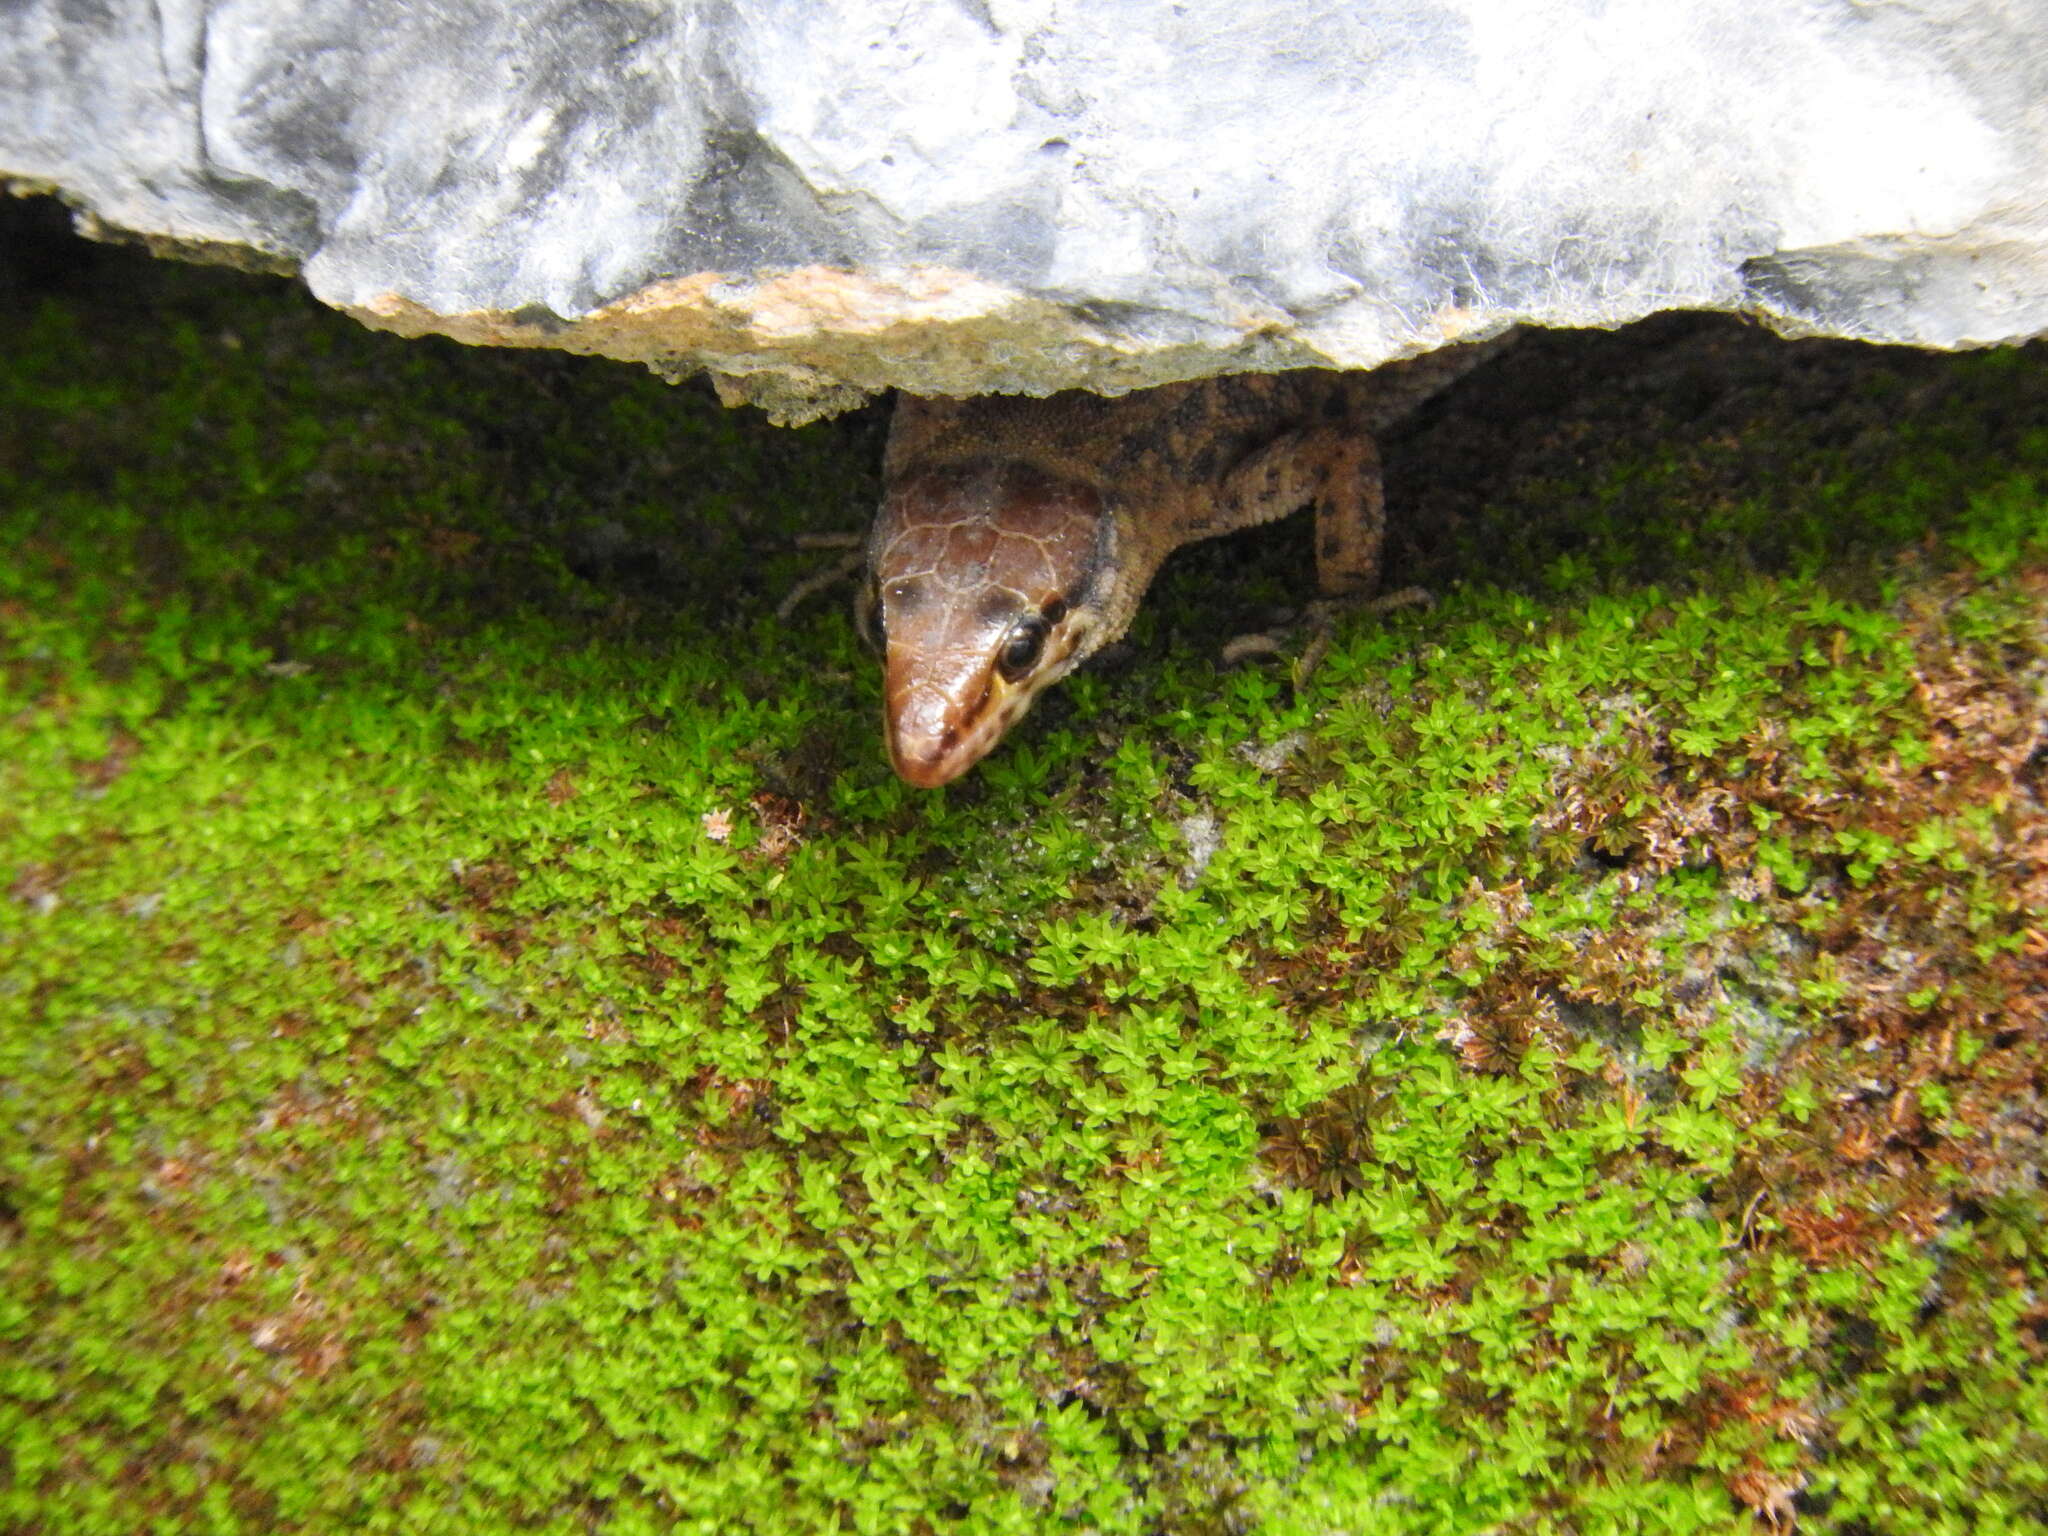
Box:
[5,0,2046,421]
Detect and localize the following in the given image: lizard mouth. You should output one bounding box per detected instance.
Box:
[884,670,1038,788]
[882,610,1096,787]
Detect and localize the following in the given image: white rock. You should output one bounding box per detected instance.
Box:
[5,0,2045,418]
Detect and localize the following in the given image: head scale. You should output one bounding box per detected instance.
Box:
[860,461,1112,787]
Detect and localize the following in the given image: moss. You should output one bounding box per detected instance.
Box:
[3,200,2047,1533]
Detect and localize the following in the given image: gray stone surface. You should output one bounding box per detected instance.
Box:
[6,0,2048,419]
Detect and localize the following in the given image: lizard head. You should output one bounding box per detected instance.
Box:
[860,460,1117,787]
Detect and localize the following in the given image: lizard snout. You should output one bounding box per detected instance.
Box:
[883,669,1007,789]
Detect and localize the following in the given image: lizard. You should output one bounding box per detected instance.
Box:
[858,340,1508,788]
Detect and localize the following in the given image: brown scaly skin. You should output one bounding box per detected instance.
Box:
[860,343,1508,787]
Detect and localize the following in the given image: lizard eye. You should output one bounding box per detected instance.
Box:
[854,580,886,654]
[996,616,1049,683]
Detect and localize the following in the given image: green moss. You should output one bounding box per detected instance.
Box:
[3,211,2048,1533]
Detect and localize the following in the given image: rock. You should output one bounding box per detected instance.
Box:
[5,0,2047,419]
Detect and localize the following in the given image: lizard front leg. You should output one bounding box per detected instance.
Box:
[1217,424,1386,597]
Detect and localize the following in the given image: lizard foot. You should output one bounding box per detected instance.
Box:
[1218,584,1433,686]
[774,531,866,622]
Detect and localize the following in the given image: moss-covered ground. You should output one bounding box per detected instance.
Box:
[3,195,2046,1533]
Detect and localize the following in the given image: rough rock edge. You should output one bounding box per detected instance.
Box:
[346,266,1516,425]
[21,183,2048,424]
[5,183,301,281]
